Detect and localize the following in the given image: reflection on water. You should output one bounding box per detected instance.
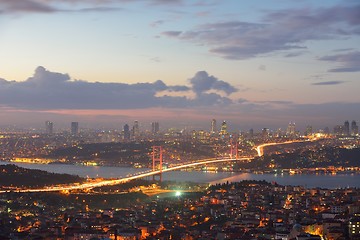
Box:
[3,162,360,189]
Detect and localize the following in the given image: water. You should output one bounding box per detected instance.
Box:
[2,162,360,189]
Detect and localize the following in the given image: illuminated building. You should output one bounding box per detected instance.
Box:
[220,120,227,135]
[286,122,296,137]
[211,119,217,133]
[71,122,79,135]
[45,121,53,134]
[349,216,360,239]
[305,125,313,136]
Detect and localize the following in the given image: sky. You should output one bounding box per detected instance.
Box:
[0,0,359,132]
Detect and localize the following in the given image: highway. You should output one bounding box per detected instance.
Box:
[255,140,309,157]
[0,157,250,193]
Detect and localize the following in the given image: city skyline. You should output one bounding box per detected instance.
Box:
[0,0,359,129]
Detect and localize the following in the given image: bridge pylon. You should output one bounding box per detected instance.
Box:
[152,146,163,182]
[230,139,239,159]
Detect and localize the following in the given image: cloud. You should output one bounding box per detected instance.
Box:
[161,4,360,59]
[0,67,235,110]
[284,51,306,58]
[188,71,237,96]
[319,51,360,72]
[161,31,182,37]
[0,0,57,13]
[150,20,165,28]
[258,65,266,71]
[312,81,346,86]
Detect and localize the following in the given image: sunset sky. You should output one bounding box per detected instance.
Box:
[0,0,359,131]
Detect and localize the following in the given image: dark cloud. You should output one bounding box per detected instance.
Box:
[319,51,360,72]
[0,67,234,110]
[161,31,182,37]
[1,0,182,14]
[188,71,237,96]
[0,0,56,13]
[312,81,346,85]
[284,51,306,58]
[161,4,360,59]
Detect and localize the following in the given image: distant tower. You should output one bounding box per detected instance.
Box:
[220,121,227,135]
[45,121,53,134]
[351,121,358,136]
[211,119,217,133]
[133,120,140,139]
[305,125,313,136]
[123,124,130,141]
[344,121,350,136]
[71,122,79,135]
[286,122,296,136]
[249,128,254,138]
[151,122,159,134]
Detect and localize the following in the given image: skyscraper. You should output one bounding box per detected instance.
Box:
[305,125,313,136]
[133,120,140,139]
[344,120,350,136]
[45,121,53,134]
[71,122,79,135]
[151,122,159,134]
[123,124,130,141]
[211,119,217,133]
[220,120,227,135]
[351,120,358,136]
[286,122,296,136]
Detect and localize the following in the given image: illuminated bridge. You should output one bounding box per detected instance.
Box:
[0,157,250,193]
[1,139,313,193]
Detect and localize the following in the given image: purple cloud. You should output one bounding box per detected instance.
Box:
[188,71,237,96]
[0,67,235,110]
[312,81,346,85]
[319,51,360,72]
[161,4,360,59]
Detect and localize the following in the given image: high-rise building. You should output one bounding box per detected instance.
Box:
[286,122,296,136]
[133,120,140,139]
[220,120,227,135]
[71,122,79,135]
[45,121,53,134]
[211,119,217,133]
[344,121,350,136]
[305,125,313,136]
[151,122,159,134]
[351,120,358,136]
[123,124,130,140]
[249,128,254,138]
[333,125,344,136]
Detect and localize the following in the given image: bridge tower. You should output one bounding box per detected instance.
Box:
[230,139,239,159]
[152,146,163,182]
